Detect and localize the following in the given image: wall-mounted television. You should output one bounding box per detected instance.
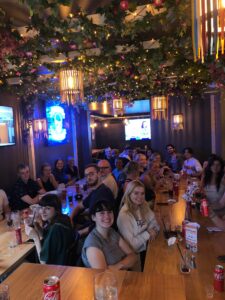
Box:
[125,118,151,140]
[46,102,70,145]
[124,99,150,114]
[0,106,15,146]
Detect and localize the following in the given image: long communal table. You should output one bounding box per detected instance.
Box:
[1,182,225,299]
[3,263,186,300]
[0,223,34,281]
[145,185,225,300]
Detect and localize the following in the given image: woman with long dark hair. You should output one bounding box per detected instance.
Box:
[202,155,225,214]
[26,194,75,265]
[82,199,138,270]
[37,163,58,192]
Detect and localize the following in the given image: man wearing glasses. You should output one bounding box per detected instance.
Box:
[97,160,118,199]
[71,163,115,237]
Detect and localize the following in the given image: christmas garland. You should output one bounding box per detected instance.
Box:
[0,0,222,103]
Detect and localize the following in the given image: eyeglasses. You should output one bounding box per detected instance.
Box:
[85,172,97,177]
[99,167,110,170]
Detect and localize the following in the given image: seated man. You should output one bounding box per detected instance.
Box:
[182,147,203,177]
[165,144,183,173]
[71,164,115,237]
[133,153,147,176]
[112,157,124,182]
[97,159,118,199]
[10,164,43,211]
[0,189,10,221]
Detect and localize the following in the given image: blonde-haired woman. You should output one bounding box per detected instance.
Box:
[117,180,160,270]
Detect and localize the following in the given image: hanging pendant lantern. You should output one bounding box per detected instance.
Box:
[151,96,168,120]
[33,119,48,139]
[172,114,184,130]
[59,68,84,106]
[192,0,225,61]
[113,98,124,117]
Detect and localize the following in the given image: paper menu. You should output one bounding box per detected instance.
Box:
[185,222,200,253]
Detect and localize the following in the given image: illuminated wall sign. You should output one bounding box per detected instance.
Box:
[46,103,69,145]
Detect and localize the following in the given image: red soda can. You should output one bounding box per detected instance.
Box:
[75,183,80,194]
[200,199,209,217]
[15,227,22,244]
[43,276,61,300]
[214,265,224,292]
[182,220,188,238]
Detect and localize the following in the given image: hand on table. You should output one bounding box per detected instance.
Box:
[147,228,158,241]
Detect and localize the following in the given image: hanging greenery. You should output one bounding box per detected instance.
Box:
[0,0,221,102]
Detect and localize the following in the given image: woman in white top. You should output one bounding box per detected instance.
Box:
[202,155,225,217]
[0,189,10,221]
[117,180,160,270]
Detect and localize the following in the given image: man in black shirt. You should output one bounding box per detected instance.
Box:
[70,164,115,236]
[10,164,42,211]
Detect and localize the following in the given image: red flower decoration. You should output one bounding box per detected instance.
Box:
[120,1,129,11]
[153,0,164,7]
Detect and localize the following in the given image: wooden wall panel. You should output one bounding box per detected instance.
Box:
[0,92,29,193]
[94,96,213,162]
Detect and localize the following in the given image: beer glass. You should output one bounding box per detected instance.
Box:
[94,271,118,300]
[0,284,10,300]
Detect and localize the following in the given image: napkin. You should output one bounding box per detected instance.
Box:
[206,226,223,232]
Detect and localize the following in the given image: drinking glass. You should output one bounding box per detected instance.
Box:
[11,211,21,228]
[204,284,214,299]
[94,271,118,300]
[0,284,10,300]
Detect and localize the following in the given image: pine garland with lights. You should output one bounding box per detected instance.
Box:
[0,0,222,103]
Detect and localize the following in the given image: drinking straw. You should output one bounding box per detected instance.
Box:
[31,211,36,227]
[176,243,186,264]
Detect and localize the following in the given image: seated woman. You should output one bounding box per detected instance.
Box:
[37,163,58,192]
[65,156,79,181]
[53,159,73,186]
[117,180,160,270]
[0,189,10,221]
[26,194,75,265]
[148,153,172,190]
[209,207,225,231]
[82,200,138,270]
[202,155,225,217]
[122,161,140,192]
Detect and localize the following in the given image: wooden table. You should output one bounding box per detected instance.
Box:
[144,185,225,300]
[3,263,186,300]
[0,222,34,281]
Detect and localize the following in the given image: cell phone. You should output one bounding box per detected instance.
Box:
[217,255,225,262]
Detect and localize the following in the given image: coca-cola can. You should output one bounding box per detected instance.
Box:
[214,265,224,292]
[15,227,22,245]
[43,276,61,300]
[182,220,188,238]
[201,199,209,217]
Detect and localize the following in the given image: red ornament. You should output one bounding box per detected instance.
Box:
[120,1,129,11]
[153,0,164,7]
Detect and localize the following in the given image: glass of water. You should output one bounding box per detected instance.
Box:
[0,284,10,300]
[94,271,118,300]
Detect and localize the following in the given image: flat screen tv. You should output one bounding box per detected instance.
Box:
[124,99,150,114]
[0,106,15,146]
[45,102,70,145]
[125,118,151,140]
